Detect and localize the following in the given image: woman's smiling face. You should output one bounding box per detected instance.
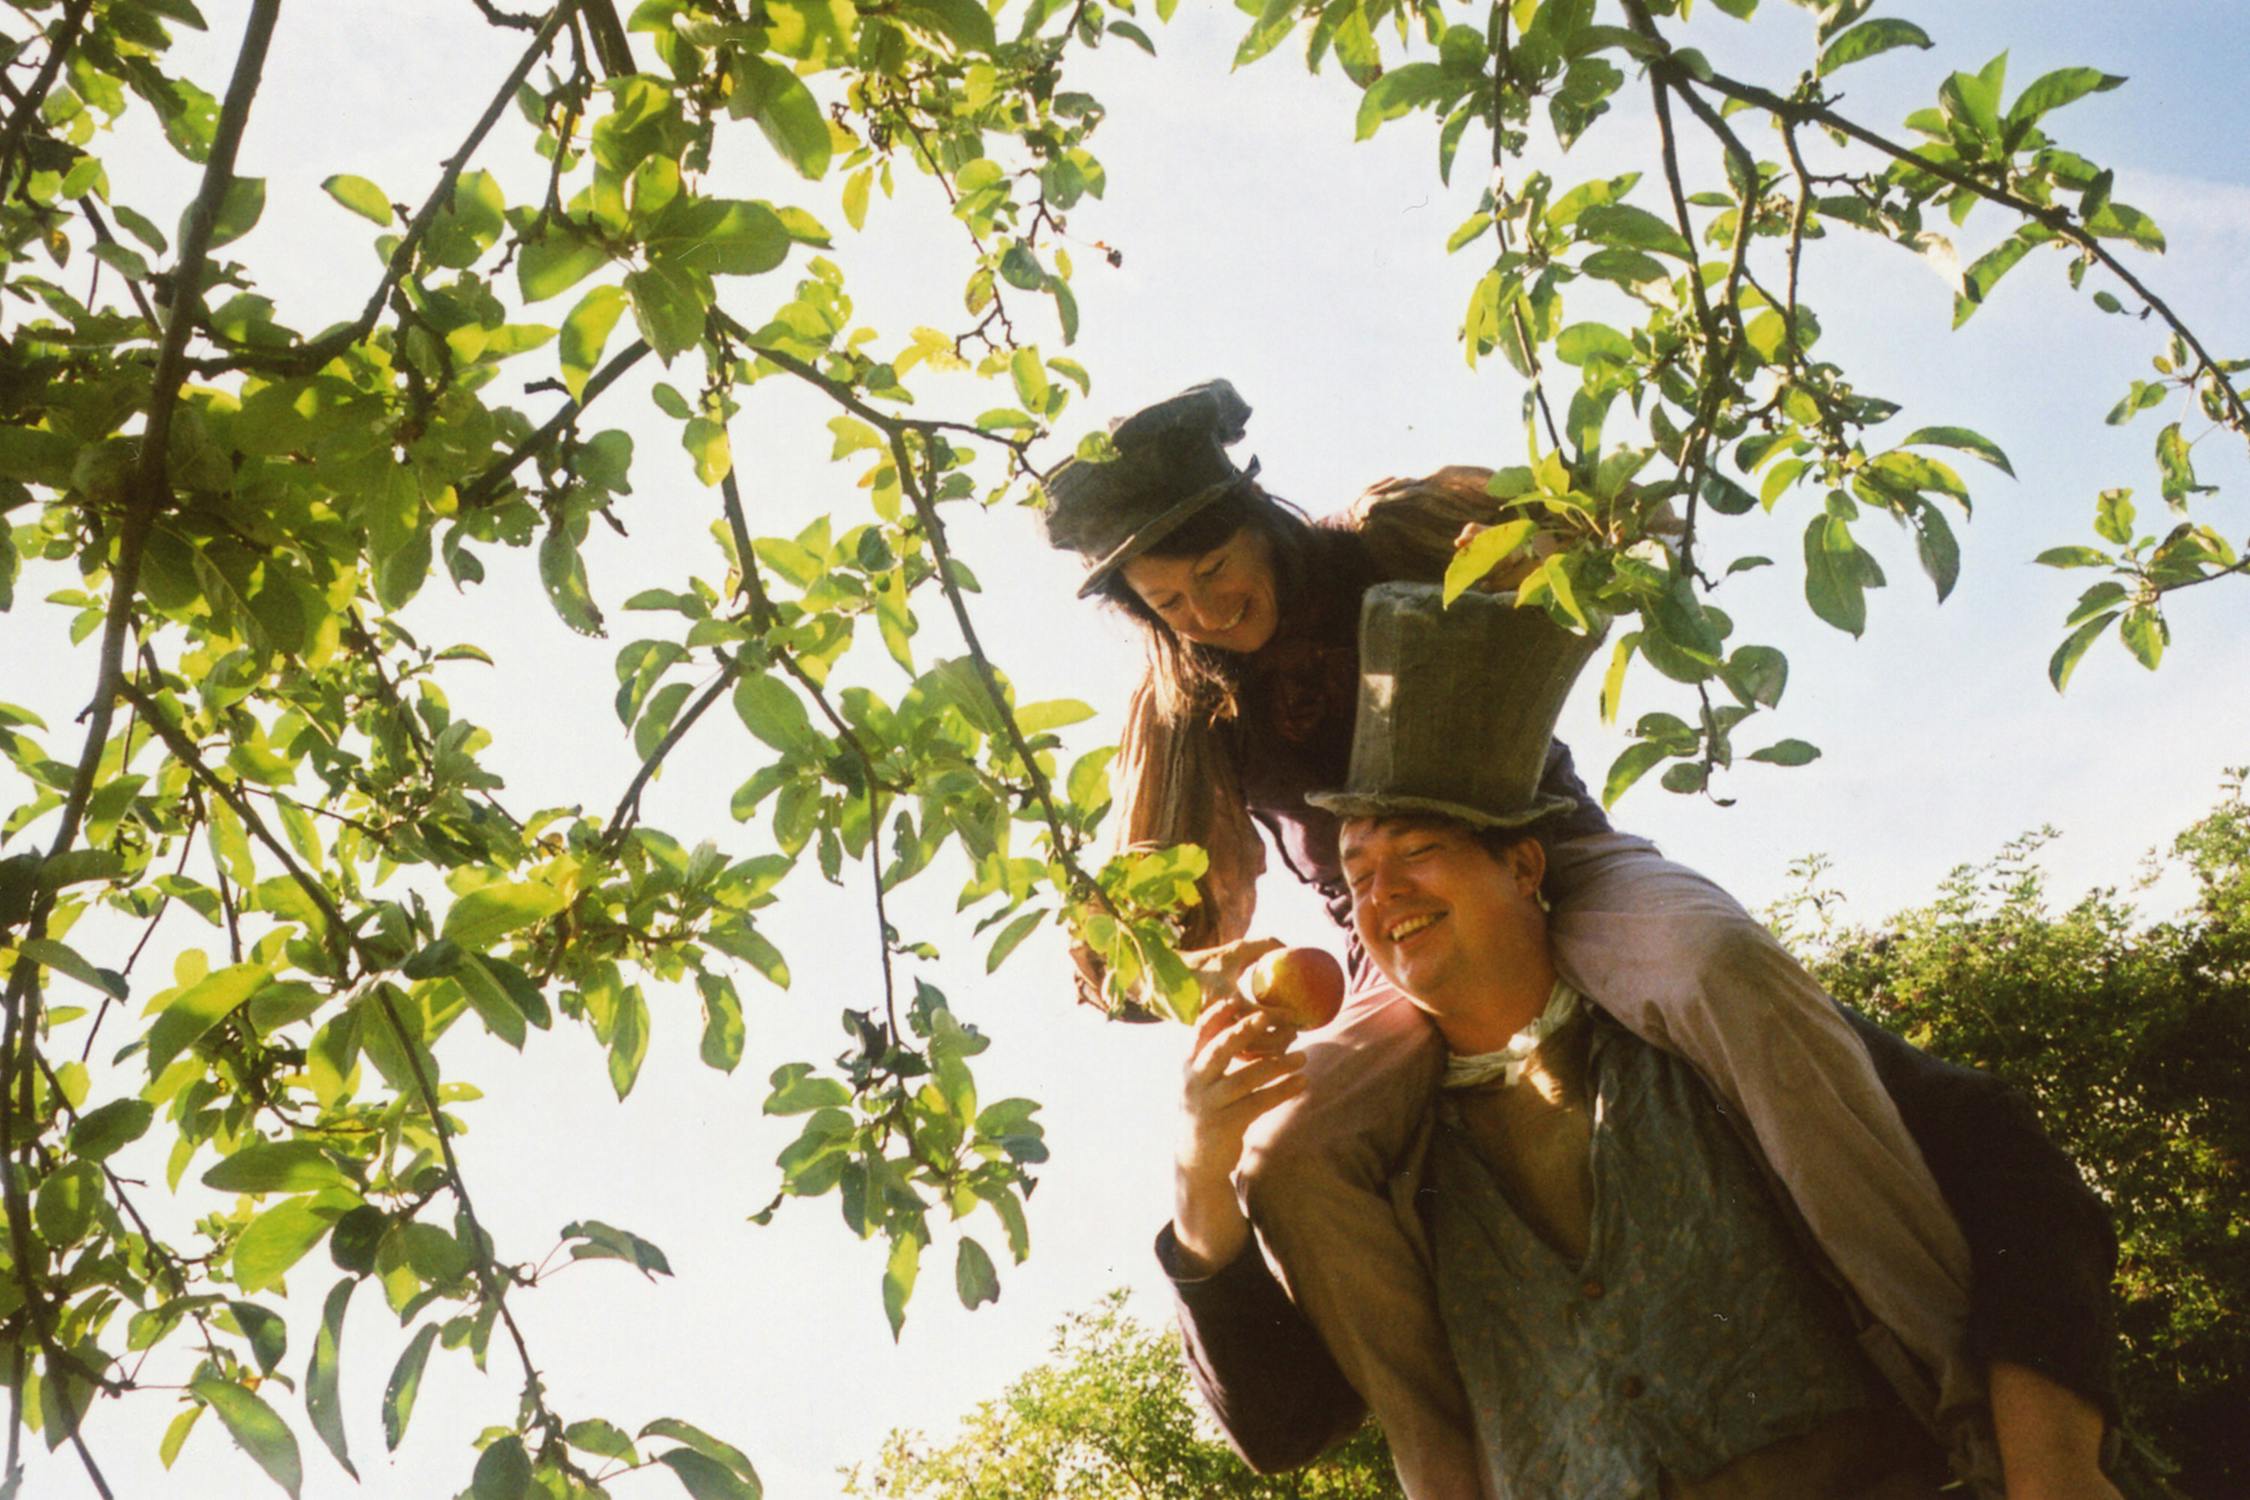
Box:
[1119,525,1281,655]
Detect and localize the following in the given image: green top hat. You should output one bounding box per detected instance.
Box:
[1041,379,1262,598]
[1308,583,1604,830]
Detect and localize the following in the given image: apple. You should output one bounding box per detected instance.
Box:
[1248,947,1347,1030]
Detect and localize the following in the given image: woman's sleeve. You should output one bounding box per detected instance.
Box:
[1069,678,1267,1008]
[1344,466,1503,583]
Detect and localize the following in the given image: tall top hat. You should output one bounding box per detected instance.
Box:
[1307,583,1604,830]
[1040,379,1263,598]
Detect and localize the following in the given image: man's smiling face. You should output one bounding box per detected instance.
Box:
[1340,816,1550,1023]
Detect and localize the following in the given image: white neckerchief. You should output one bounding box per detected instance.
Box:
[1442,980,1581,1091]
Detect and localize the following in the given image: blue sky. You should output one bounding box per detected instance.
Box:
[7,1,2246,1495]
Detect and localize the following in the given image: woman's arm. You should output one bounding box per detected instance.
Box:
[1069,676,1267,1010]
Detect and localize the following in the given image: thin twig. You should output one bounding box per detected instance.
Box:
[186,1,580,379]
[1682,62,2250,436]
[457,338,652,511]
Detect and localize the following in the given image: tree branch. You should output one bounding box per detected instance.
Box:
[1680,61,2250,437]
[457,338,652,512]
[0,0,93,198]
[190,1,579,379]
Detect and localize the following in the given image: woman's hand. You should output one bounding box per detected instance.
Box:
[1184,936,1285,1012]
[1170,996,1308,1276]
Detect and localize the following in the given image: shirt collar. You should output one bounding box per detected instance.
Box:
[1442,980,1581,1091]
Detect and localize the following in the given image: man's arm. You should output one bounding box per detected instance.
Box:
[1161,996,1372,1470]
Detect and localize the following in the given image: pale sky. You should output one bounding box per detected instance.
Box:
[6,1,2247,1496]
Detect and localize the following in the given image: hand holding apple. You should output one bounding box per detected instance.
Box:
[1248,946,1346,1031]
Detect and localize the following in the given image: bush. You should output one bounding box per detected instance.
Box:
[1787,775,2250,1498]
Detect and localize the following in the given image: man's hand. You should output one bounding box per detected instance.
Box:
[1170,997,1307,1277]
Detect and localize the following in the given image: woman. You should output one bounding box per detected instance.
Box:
[1043,381,2120,1498]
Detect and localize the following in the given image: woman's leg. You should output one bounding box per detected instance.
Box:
[1541,830,1983,1425]
[1236,975,1491,1499]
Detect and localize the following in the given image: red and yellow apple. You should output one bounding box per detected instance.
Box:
[1248,947,1346,1030]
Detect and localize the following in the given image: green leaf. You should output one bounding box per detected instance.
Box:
[320,174,391,225]
[204,1141,352,1196]
[626,261,708,362]
[161,1404,204,1469]
[563,1219,675,1278]
[2093,487,2135,546]
[1817,18,1932,75]
[1803,515,1868,637]
[567,1419,640,1464]
[1441,520,1535,604]
[1723,645,1787,708]
[1575,203,1694,261]
[697,973,746,1074]
[559,284,627,400]
[1953,224,2050,326]
[2083,199,2164,251]
[381,1323,440,1451]
[1747,739,1822,767]
[234,1193,353,1293]
[204,176,267,249]
[443,880,568,951]
[647,198,791,277]
[1603,743,1668,807]
[765,1063,850,1114]
[729,56,830,180]
[1354,63,1451,141]
[1554,322,1633,365]
[18,937,126,999]
[192,1378,302,1499]
[35,1161,100,1246]
[455,955,529,1050]
[1661,761,1709,795]
[732,673,820,756]
[227,1300,288,1376]
[640,1418,761,1488]
[894,0,996,54]
[2048,609,2119,692]
[882,1232,920,1339]
[147,961,267,1075]
[472,1435,533,1500]
[518,224,611,302]
[1902,425,2014,477]
[539,524,606,635]
[955,1235,1000,1309]
[660,1449,762,1500]
[684,417,732,487]
[68,1098,153,1162]
[2120,605,2167,670]
[2006,67,2125,133]
[1908,502,1962,602]
[2035,546,2110,569]
[608,983,649,1099]
[985,910,1044,973]
[305,1278,357,1480]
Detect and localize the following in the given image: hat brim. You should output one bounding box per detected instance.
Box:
[1302,788,1577,831]
[1073,457,1261,599]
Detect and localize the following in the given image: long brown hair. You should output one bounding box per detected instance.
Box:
[1092,484,1324,724]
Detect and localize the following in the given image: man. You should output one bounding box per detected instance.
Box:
[1161,583,2120,1498]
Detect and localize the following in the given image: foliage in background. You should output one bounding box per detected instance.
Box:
[0,0,2245,1496]
[842,1291,1402,1499]
[1774,774,2250,1500]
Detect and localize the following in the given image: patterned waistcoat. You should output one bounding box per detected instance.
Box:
[1428,1015,1893,1499]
